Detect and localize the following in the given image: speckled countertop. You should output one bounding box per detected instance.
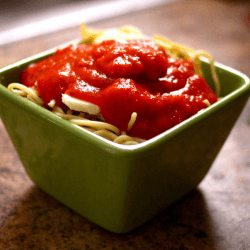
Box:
[1,0,250,249]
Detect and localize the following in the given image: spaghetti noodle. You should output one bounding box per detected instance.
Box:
[7,24,219,145]
[7,82,143,145]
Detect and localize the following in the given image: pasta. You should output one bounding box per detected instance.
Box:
[7,24,220,145]
[7,82,144,145]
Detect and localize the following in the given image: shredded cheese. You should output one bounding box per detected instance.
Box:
[62,94,100,115]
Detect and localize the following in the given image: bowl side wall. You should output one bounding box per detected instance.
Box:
[0,83,249,233]
[115,89,250,232]
[0,91,134,232]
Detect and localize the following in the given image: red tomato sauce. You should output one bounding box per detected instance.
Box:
[21,40,217,140]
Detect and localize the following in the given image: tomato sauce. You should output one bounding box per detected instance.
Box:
[21,40,217,140]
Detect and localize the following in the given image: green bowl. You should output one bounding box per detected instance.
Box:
[0,45,249,233]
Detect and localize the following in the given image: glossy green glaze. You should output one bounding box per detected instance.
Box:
[0,47,249,233]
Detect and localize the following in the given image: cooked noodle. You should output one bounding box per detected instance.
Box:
[7,25,220,145]
[7,83,142,145]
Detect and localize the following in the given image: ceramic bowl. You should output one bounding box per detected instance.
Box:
[0,45,249,233]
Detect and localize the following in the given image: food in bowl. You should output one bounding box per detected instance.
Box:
[7,24,219,144]
[1,24,250,234]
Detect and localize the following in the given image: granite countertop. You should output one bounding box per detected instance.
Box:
[0,0,250,249]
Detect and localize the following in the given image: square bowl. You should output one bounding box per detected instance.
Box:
[0,44,249,233]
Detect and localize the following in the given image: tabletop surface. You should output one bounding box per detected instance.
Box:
[0,0,250,249]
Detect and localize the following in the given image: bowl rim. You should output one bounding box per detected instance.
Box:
[0,42,249,153]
